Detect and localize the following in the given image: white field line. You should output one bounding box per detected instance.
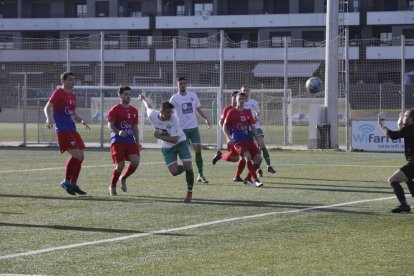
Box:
[0,162,397,174]
[0,195,396,260]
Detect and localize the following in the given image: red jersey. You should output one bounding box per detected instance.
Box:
[224,108,255,143]
[108,104,139,144]
[49,88,77,132]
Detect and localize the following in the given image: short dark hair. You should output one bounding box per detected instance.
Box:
[160,101,174,110]
[231,90,239,97]
[60,72,74,81]
[407,108,414,121]
[177,77,186,82]
[238,92,247,98]
[117,86,131,96]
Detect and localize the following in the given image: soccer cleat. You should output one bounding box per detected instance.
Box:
[212,151,222,165]
[184,192,193,203]
[120,176,127,192]
[391,204,411,213]
[254,179,263,188]
[233,176,244,182]
[109,187,117,196]
[244,178,255,187]
[72,184,87,195]
[257,168,263,178]
[267,166,276,174]
[197,175,209,184]
[60,179,76,195]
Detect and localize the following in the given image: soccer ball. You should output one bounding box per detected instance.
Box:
[305,77,323,94]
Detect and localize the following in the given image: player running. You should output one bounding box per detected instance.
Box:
[44,72,89,196]
[240,85,276,177]
[212,90,246,182]
[107,86,141,196]
[222,92,265,187]
[170,77,211,184]
[139,95,195,203]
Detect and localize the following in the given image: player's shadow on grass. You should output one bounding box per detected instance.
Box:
[0,193,153,203]
[264,179,391,190]
[0,222,189,236]
[276,176,384,184]
[260,183,393,194]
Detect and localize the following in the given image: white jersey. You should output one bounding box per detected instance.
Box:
[169,91,201,130]
[244,98,260,128]
[146,108,187,149]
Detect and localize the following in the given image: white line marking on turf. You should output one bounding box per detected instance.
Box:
[0,162,164,173]
[0,162,397,174]
[0,195,396,260]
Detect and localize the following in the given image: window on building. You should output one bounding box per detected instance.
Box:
[403,29,414,45]
[303,31,324,46]
[379,32,392,45]
[270,32,291,47]
[194,1,213,16]
[228,0,248,15]
[105,34,121,49]
[174,1,185,16]
[273,0,289,14]
[0,35,14,49]
[299,0,314,13]
[128,1,142,17]
[76,4,87,17]
[96,1,109,17]
[384,0,398,11]
[69,34,90,49]
[32,2,51,18]
[188,33,209,48]
[0,1,18,18]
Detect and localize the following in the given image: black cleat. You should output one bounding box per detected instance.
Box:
[267,166,276,174]
[212,151,222,165]
[257,169,263,178]
[233,176,244,182]
[60,180,76,196]
[391,204,411,213]
[73,184,87,195]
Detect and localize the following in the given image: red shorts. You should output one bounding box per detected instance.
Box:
[56,131,85,153]
[227,142,239,157]
[110,143,140,164]
[233,140,260,157]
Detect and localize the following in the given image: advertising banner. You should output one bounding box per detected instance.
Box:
[351,120,404,152]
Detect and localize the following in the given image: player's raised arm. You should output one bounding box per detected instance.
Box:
[138,94,151,110]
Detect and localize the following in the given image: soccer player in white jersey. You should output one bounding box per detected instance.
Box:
[138,95,194,203]
[169,76,211,184]
[240,85,276,177]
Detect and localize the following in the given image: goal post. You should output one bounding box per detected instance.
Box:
[78,85,222,147]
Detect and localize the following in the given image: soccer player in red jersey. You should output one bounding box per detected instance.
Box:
[222,92,265,187]
[44,72,90,195]
[212,90,246,182]
[107,86,141,196]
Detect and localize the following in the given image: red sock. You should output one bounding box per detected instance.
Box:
[121,164,137,179]
[235,159,246,178]
[65,157,78,181]
[111,169,122,187]
[246,162,258,180]
[69,159,83,184]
